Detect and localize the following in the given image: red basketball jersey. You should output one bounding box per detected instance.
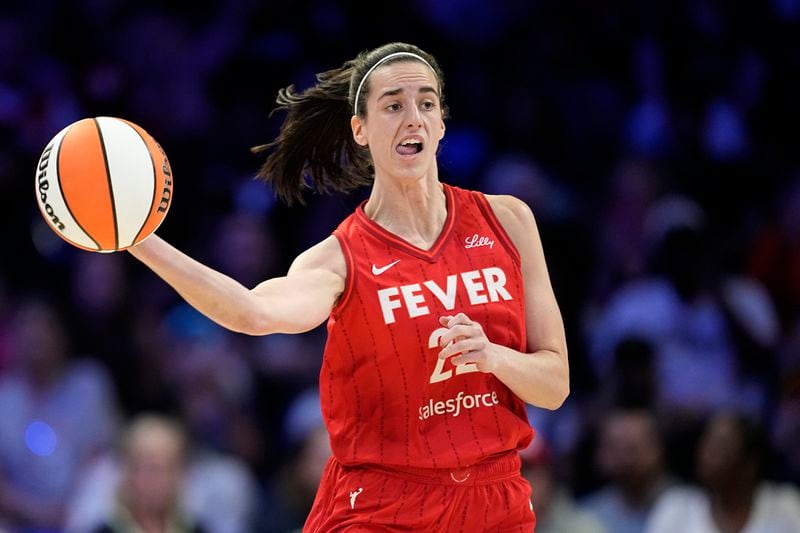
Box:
[321,184,533,469]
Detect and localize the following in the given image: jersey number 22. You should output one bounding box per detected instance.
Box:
[428,327,479,384]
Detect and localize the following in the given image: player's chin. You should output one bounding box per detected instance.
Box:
[393,153,436,175]
[388,165,426,183]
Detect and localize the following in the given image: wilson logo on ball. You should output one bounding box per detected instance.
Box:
[36,143,65,232]
[35,117,173,252]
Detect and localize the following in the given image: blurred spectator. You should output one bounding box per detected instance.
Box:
[581,408,673,533]
[93,415,205,533]
[646,412,800,533]
[152,304,261,532]
[0,299,118,530]
[589,160,661,306]
[748,174,800,330]
[587,195,747,418]
[66,310,259,533]
[163,304,266,471]
[182,446,257,533]
[259,388,331,533]
[521,437,606,533]
[595,336,658,412]
[67,413,257,533]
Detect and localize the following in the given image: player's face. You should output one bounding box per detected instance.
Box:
[351,61,446,183]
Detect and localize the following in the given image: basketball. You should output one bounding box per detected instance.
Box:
[35,117,173,252]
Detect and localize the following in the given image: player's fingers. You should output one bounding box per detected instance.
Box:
[438,324,478,346]
[450,350,483,367]
[446,312,472,328]
[439,338,486,359]
[438,325,466,345]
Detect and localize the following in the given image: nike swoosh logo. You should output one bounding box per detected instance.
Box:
[371,260,401,275]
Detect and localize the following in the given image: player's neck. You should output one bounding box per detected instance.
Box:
[364,176,447,249]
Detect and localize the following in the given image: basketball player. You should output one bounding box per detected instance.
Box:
[128,42,569,531]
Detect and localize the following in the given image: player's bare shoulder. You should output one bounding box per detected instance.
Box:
[288,235,348,282]
[484,194,539,254]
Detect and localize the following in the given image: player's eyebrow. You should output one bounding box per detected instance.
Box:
[378,86,439,100]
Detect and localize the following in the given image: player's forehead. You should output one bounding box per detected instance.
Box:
[368,61,439,97]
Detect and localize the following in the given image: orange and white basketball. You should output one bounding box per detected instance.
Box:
[35,117,173,252]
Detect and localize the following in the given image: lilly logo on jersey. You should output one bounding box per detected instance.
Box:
[465,233,494,249]
[377,267,512,325]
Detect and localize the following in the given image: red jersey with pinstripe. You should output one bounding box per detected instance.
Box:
[321,183,533,469]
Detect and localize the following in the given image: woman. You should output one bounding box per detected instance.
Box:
[94,416,207,533]
[129,42,569,531]
[645,412,800,533]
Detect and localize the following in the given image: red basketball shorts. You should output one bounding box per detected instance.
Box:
[303,452,536,532]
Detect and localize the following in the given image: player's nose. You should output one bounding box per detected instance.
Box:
[405,105,422,129]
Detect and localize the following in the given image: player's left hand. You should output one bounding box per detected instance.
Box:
[437,313,500,373]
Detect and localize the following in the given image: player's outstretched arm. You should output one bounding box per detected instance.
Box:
[128,234,345,336]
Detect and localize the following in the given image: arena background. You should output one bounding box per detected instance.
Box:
[1,1,799,531]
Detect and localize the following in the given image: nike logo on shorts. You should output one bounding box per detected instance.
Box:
[371,260,401,275]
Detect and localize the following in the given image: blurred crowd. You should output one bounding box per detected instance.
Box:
[1,0,800,531]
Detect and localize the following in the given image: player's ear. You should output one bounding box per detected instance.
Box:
[351,115,368,146]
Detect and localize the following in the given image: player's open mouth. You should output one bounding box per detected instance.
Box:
[396,138,423,155]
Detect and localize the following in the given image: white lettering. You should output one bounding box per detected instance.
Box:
[465,234,495,249]
[423,276,457,310]
[378,268,514,325]
[446,398,456,414]
[461,270,488,305]
[428,328,453,383]
[455,361,479,376]
[418,389,501,420]
[400,283,429,318]
[483,267,512,302]
[377,287,402,324]
[462,394,475,409]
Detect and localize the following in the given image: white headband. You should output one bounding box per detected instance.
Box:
[353,52,436,116]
